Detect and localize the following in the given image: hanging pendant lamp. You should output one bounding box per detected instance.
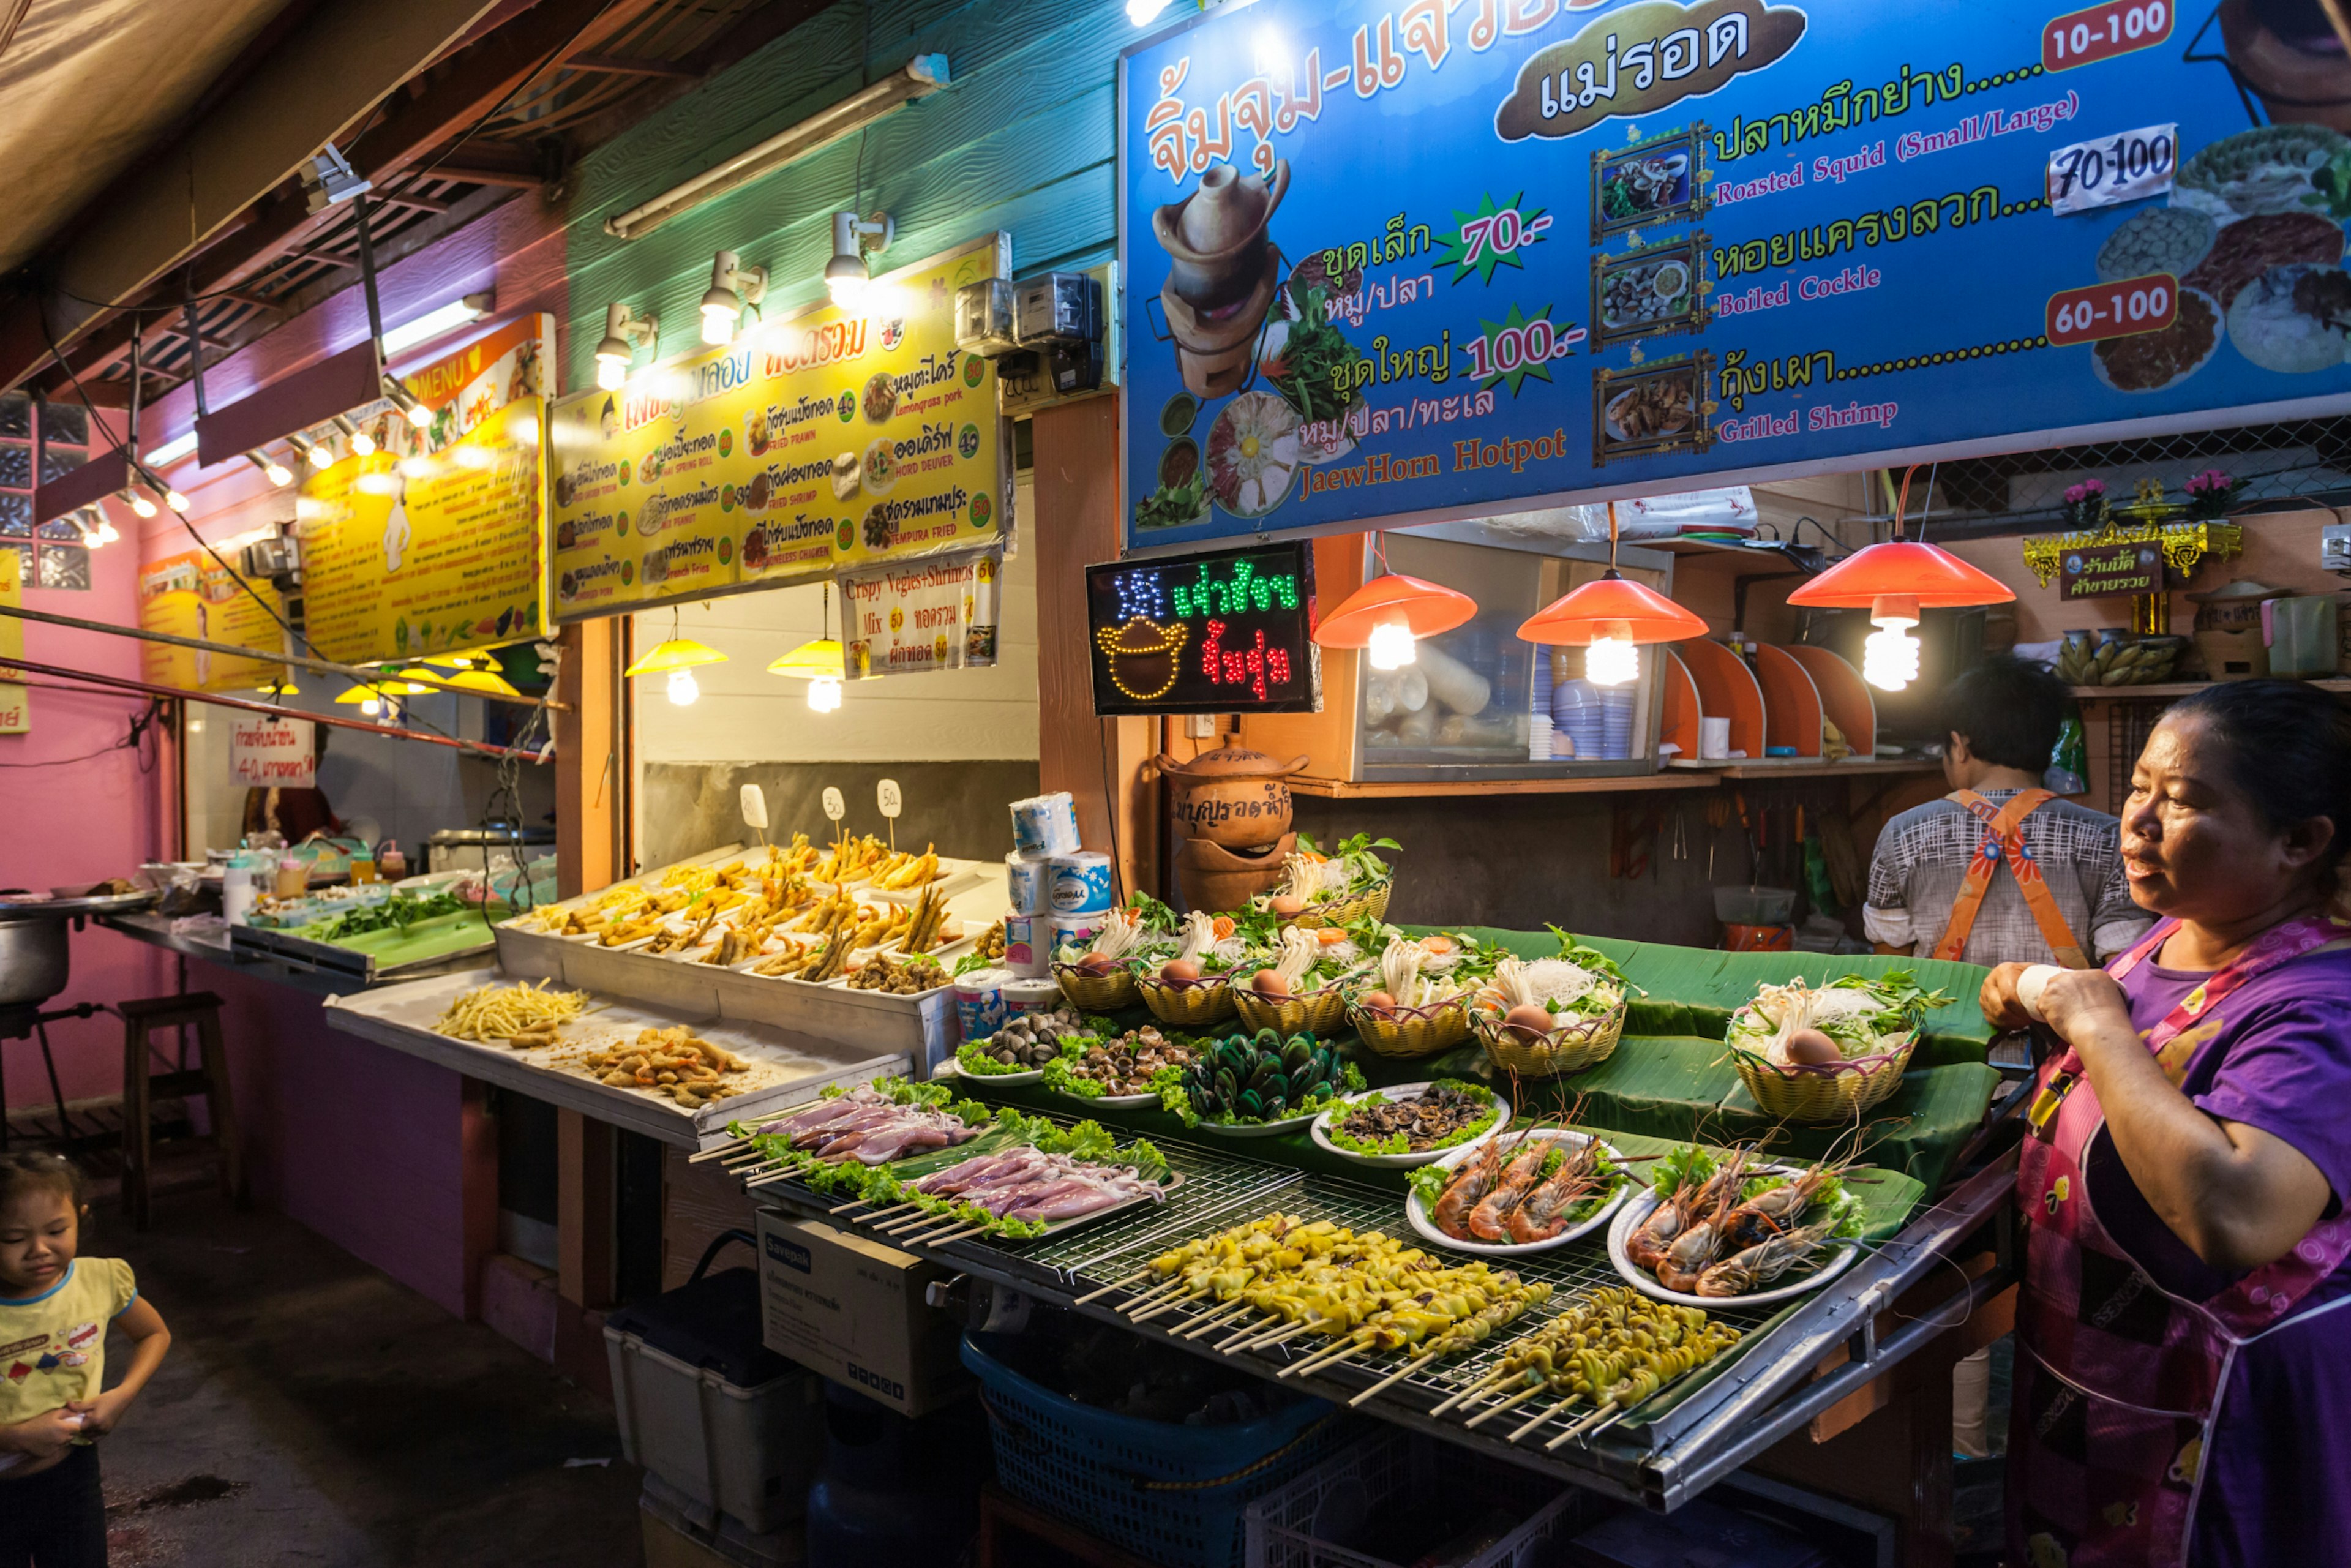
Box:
[1311,536,1477,671]
[1785,465,2012,692]
[625,608,729,706]
[1516,502,1709,685]
[767,584,847,712]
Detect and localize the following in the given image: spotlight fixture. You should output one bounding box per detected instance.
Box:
[163,486,190,514]
[383,378,432,429]
[246,449,294,487]
[332,415,375,458]
[299,143,371,213]
[700,250,767,345]
[286,432,327,470]
[119,488,157,520]
[594,303,659,392]
[824,212,894,310]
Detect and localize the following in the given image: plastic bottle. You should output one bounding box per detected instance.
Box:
[222,853,263,925]
[274,855,307,899]
[377,841,408,882]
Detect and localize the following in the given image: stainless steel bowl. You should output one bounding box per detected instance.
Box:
[0,915,71,1009]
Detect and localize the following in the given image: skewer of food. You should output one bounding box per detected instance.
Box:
[1441,1286,1741,1445]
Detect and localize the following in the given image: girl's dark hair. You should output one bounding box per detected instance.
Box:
[2164,681,2351,883]
[0,1152,85,1212]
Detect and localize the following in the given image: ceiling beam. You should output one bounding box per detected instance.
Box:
[565,53,699,78]
[0,0,505,392]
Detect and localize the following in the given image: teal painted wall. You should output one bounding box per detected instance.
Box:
[561,0,1138,392]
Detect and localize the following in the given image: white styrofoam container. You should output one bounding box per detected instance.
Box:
[606,1325,823,1534]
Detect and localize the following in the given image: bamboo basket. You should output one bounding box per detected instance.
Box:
[1348,997,1472,1059]
[1233,982,1352,1038]
[1290,880,1393,929]
[1138,975,1239,1028]
[1728,1029,1918,1122]
[1051,961,1141,1013]
[1473,1001,1627,1079]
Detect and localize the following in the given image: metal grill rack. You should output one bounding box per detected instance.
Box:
[731,1116,2015,1509]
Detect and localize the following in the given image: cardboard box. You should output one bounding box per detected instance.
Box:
[754,1209,969,1416]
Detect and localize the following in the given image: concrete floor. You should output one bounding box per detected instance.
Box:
[84,1184,645,1567]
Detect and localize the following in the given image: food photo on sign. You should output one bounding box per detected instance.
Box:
[1119,0,2351,553]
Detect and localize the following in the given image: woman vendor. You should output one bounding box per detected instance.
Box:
[1979,681,2351,1567]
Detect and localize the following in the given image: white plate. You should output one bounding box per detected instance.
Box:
[1309,1082,1511,1169]
[1052,1086,1162,1109]
[934,1054,1046,1087]
[1605,1182,1859,1308]
[1191,1106,1326,1138]
[1404,1130,1630,1256]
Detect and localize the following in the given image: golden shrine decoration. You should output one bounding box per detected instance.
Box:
[2020,481,2243,635]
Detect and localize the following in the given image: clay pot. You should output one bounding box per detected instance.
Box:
[1177,832,1297,913]
[1155,746,1308,848]
[2219,0,2351,137]
[1154,162,1291,315]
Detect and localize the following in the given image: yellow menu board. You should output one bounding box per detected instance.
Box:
[0,565,25,733]
[138,543,288,694]
[296,316,550,666]
[548,234,1013,622]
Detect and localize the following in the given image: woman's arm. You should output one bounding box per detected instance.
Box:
[75,1297,169,1438]
[2034,969,2334,1273]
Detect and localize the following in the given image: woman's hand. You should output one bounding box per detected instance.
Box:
[1979,963,2033,1031]
[2031,968,2137,1047]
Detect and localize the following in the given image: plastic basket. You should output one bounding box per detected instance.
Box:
[1243,1428,1594,1568]
[1727,1027,1918,1123]
[1346,999,1471,1059]
[1141,975,1240,1028]
[1233,983,1351,1038]
[962,1335,1354,1568]
[1473,1001,1626,1079]
[1052,961,1141,1013]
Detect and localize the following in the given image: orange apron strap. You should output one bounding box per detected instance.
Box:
[1931,789,2091,969]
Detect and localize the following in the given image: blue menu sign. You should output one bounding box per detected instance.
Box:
[1119,0,2351,552]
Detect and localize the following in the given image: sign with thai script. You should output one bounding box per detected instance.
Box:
[230,715,316,788]
[296,315,552,666]
[2060,537,2162,598]
[548,236,1014,623]
[1086,541,1320,715]
[137,539,289,694]
[838,547,1002,676]
[1119,0,2351,552]
[0,563,25,735]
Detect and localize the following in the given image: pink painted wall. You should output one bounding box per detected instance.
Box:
[0,530,176,1105]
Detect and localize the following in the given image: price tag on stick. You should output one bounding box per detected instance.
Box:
[877,778,902,853]
[822,786,846,850]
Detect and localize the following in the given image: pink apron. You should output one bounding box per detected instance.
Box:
[2008,914,2351,1567]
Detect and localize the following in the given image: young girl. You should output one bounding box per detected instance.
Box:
[0,1153,170,1567]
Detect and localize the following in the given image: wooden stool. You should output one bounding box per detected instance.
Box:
[118,992,245,1229]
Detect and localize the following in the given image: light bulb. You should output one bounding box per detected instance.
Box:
[94,520,119,546]
[667,667,700,705]
[1366,621,1417,671]
[350,430,376,457]
[265,460,293,486]
[826,272,867,310]
[309,442,332,468]
[808,675,842,713]
[596,354,628,391]
[164,489,190,513]
[1586,636,1640,687]
[125,490,156,519]
[1863,618,1921,692]
[402,402,431,430]
[361,697,381,716]
[700,301,738,345]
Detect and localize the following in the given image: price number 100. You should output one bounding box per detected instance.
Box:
[2046,274,2176,347]
[2044,1,2170,70]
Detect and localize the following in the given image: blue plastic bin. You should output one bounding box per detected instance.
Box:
[961,1334,1355,1568]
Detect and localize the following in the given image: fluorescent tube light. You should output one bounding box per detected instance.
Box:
[145,431,198,467]
[381,292,493,355]
[603,56,948,241]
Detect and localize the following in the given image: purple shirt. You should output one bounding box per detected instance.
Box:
[2083,945,2351,1568]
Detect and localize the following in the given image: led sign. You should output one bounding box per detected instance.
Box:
[1086,542,1319,716]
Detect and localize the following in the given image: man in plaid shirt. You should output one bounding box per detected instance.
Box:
[1864,654,2149,1460]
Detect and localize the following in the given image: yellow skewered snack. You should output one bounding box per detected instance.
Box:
[1450,1286,1741,1421]
[432,980,591,1042]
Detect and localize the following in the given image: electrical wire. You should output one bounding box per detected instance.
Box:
[0,697,162,768]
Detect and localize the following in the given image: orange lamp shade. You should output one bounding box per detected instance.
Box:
[1313,572,1477,648]
[1517,575,1709,647]
[1785,540,2014,610]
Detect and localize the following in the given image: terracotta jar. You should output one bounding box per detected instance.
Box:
[1154,746,1308,848]
[1177,832,1297,913]
[1152,162,1290,314]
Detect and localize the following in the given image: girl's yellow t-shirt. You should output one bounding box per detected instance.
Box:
[0,1258,137,1424]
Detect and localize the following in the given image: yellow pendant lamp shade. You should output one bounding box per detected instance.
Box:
[623,637,729,678]
[767,639,846,680]
[441,667,525,698]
